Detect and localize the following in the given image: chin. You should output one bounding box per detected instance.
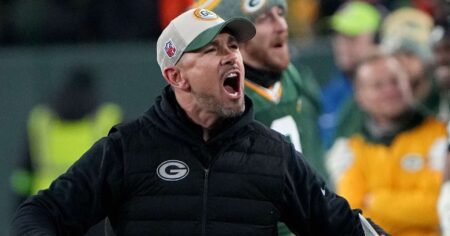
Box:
[270,59,290,71]
[274,50,290,63]
[270,54,290,71]
[221,108,244,118]
[221,102,245,118]
[265,55,290,71]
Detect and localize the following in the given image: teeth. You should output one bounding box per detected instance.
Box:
[228,91,239,97]
[227,72,237,78]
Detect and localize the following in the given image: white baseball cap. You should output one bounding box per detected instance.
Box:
[156,8,256,71]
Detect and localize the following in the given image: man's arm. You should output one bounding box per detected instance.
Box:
[279,146,365,236]
[10,136,124,235]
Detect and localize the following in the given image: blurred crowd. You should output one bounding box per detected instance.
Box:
[317,0,450,235]
[0,0,446,45]
[0,0,186,44]
[6,0,450,235]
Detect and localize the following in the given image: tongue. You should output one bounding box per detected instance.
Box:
[224,85,236,94]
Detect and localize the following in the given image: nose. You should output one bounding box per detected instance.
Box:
[274,15,287,33]
[220,47,239,66]
[271,8,287,33]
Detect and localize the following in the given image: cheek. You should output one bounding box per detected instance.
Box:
[188,60,216,78]
[189,72,220,92]
[251,33,270,47]
[363,93,378,106]
[356,90,370,108]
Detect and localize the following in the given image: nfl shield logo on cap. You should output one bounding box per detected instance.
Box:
[164,40,176,58]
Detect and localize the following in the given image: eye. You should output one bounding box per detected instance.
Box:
[229,42,239,49]
[255,12,269,23]
[277,7,286,17]
[204,47,216,54]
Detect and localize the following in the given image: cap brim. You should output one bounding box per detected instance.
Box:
[185,17,256,52]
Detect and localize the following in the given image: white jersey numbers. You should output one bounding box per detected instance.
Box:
[270,115,302,152]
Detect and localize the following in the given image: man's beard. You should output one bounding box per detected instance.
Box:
[196,93,245,118]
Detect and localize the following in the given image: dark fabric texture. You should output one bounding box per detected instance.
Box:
[11,86,364,236]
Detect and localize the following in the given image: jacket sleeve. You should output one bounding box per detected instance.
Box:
[10,135,124,236]
[279,146,364,236]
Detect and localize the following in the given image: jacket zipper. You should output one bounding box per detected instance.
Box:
[201,168,209,236]
[199,141,235,235]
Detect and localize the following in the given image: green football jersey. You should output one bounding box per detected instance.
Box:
[245,64,325,236]
[245,63,325,177]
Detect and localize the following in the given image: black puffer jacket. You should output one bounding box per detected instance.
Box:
[11,86,364,236]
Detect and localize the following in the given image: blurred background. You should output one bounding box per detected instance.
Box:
[0,0,447,234]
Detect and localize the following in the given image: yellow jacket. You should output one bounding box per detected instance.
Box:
[327,116,447,236]
[13,103,122,195]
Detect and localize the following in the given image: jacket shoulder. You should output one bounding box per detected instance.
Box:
[249,121,293,146]
[107,115,153,141]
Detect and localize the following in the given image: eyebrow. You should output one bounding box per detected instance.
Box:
[207,34,238,47]
[228,35,238,44]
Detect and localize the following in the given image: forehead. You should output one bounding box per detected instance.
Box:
[255,5,285,18]
[357,58,397,82]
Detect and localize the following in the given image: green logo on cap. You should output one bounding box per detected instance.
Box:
[194,8,219,20]
[243,0,266,13]
[249,0,261,7]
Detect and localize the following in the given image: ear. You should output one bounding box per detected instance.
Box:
[163,66,190,90]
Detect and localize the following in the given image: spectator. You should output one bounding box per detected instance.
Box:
[381,7,434,105]
[319,1,381,148]
[197,0,325,180]
[9,66,122,234]
[327,52,447,236]
[198,0,328,234]
[334,7,437,140]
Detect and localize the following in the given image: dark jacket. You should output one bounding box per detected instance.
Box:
[11,86,364,236]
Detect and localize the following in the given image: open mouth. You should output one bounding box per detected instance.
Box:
[274,42,284,48]
[272,37,287,49]
[223,72,241,98]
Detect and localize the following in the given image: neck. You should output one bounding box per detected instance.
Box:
[365,110,415,138]
[174,92,221,141]
[244,63,283,88]
[372,117,395,130]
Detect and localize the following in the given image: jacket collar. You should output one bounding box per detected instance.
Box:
[147,86,255,145]
[362,110,425,145]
